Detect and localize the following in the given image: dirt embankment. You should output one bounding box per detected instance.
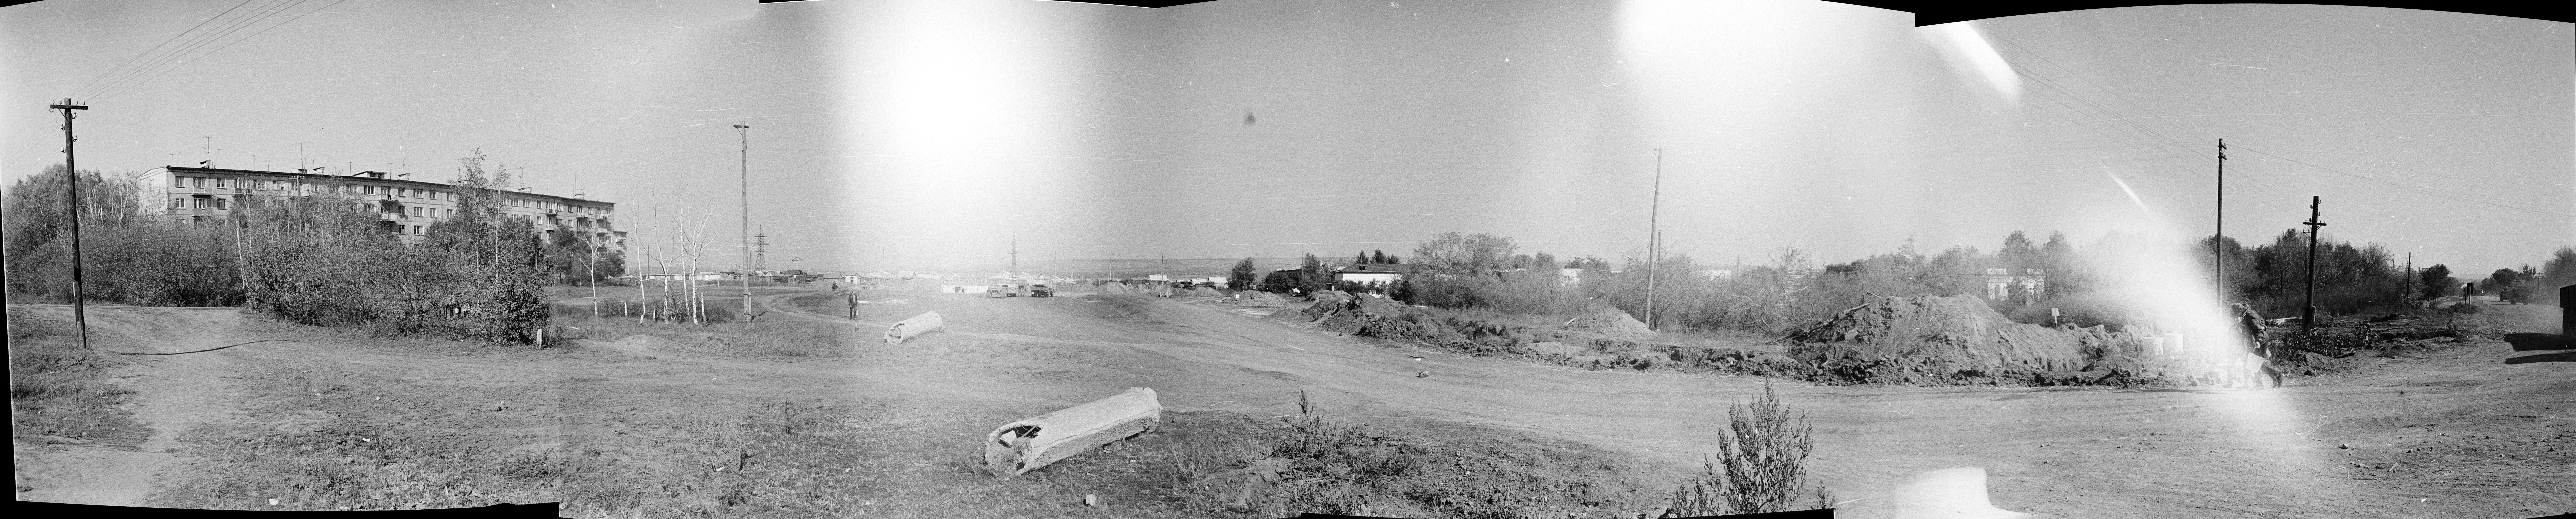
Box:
[1783,295,2297,387]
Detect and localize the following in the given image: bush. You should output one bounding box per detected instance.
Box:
[1666,384,1831,516]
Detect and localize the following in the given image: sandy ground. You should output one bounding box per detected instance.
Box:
[12,292,2571,518]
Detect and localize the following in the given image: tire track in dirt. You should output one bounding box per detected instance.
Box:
[11,305,260,507]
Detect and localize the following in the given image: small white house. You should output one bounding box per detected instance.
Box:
[1333,264,1410,285]
[1559,268,1584,285]
[937,284,992,294]
[1147,274,1170,281]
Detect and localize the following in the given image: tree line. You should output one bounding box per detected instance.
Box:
[2,153,623,344]
[1228,229,2572,334]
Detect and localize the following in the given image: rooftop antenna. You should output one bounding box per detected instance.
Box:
[202,137,214,168]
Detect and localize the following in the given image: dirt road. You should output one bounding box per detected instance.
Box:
[12,305,260,506]
[15,292,2567,518]
[829,291,2570,518]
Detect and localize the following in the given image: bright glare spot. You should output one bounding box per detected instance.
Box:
[1921,22,2022,104]
[1891,467,2029,519]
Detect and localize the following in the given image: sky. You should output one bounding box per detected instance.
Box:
[4,0,2567,277]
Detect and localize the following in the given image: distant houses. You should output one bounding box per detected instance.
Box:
[1332,263,1411,285]
[1984,268,2048,303]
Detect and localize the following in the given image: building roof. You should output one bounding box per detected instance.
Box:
[164,166,612,206]
[1334,263,1413,274]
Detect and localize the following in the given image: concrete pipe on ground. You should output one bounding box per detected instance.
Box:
[885,311,943,344]
[984,387,1162,476]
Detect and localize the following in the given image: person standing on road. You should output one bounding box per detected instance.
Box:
[2232,303,2284,387]
[847,292,860,320]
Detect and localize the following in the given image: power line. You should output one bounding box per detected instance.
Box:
[2233,147,2572,218]
[66,0,265,99]
[82,0,307,101]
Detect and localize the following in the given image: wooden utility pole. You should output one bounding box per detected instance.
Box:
[735,123,752,317]
[2403,252,2414,300]
[51,99,91,350]
[1645,148,1663,331]
[2301,196,2328,329]
[2214,139,2226,301]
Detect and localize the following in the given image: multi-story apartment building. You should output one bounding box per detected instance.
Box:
[160,166,624,252]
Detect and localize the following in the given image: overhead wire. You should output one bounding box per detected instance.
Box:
[2232,146,2571,218]
[80,0,308,101]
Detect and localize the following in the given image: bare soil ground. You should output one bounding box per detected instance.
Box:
[11,292,2570,518]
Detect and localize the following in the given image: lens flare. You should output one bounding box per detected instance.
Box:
[2080,225,2334,492]
[1890,467,2029,519]
[1920,22,2022,105]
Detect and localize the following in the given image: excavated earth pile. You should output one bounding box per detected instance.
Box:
[1559,308,1655,340]
[1783,295,2267,387]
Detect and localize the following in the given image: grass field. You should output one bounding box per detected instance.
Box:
[7,308,153,448]
[121,301,1671,518]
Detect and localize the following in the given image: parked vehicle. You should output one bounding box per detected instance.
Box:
[1030,284,1055,297]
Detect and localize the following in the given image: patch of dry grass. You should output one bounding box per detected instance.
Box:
[145,358,566,511]
[551,314,853,358]
[6,307,152,447]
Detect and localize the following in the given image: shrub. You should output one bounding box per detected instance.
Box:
[1666,383,1832,516]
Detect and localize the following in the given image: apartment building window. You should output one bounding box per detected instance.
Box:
[170,198,184,210]
[190,177,205,188]
[214,198,229,210]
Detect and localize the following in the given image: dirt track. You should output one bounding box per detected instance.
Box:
[14,292,2571,518]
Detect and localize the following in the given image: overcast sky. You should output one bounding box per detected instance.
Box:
[4,0,2566,276]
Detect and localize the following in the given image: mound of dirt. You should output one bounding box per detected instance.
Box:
[1302,291,1356,320]
[1560,308,1653,340]
[1236,292,1291,307]
[1774,294,2290,387]
[1098,282,1131,295]
[1526,341,1588,359]
[1783,295,2092,385]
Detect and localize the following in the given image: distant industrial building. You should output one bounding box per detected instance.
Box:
[160,166,623,252]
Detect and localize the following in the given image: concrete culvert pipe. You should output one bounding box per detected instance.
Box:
[885,311,943,344]
[983,387,1162,476]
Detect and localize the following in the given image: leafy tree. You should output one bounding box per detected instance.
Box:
[546,230,625,286]
[2418,264,2453,300]
[1299,253,1329,294]
[1356,251,1370,264]
[1998,230,2037,270]
[1532,251,1558,271]
[1371,250,1387,264]
[1229,257,1257,290]
[2535,247,2576,304]
[1411,232,1516,275]
[1259,268,1303,294]
[3,164,153,301]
